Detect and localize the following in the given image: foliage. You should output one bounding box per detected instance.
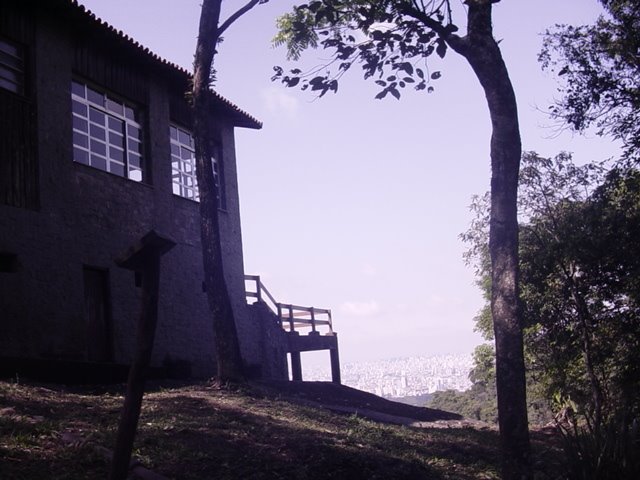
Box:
[556,409,640,480]
[540,0,640,162]
[518,155,640,424]
[271,0,462,99]
[464,151,640,473]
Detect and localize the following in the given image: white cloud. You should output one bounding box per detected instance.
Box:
[340,300,381,317]
[261,86,299,118]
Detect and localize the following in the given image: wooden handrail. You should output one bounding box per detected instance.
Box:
[244,274,333,334]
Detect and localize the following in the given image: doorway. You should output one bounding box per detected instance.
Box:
[83,266,112,362]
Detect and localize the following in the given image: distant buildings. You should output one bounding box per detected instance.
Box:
[305,354,473,397]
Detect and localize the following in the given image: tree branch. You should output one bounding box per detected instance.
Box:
[218,0,263,36]
[400,4,468,54]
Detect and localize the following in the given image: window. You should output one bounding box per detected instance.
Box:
[0,37,25,95]
[170,125,225,209]
[71,80,143,182]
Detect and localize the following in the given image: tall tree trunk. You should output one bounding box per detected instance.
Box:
[193,0,244,382]
[450,2,531,477]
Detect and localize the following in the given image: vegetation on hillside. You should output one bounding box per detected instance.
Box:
[0,380,538,480]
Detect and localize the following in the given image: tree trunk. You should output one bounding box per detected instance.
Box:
[193,0,244,382]
[451,2,531,477]
[570,282,604,432]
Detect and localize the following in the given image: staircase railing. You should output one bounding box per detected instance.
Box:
[245,274,333,334]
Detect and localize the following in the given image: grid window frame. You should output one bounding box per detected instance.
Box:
[0,36,26,95]
[170,124,226,210]
[71,79,144,182]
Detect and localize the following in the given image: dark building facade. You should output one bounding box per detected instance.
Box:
[0,0,277,379]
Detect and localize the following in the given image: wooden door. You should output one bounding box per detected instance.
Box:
[83,267,112,362]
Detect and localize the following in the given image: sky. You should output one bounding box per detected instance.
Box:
[78,1,618,372]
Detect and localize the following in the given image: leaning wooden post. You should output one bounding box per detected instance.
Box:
[109,231,175,480]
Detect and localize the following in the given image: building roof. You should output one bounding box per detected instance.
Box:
[65,0,262,130]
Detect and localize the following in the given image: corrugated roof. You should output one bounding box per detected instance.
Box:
[68,0,262,129]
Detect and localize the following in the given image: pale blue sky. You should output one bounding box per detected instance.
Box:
[79,1,617,370]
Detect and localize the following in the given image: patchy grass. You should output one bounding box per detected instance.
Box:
[0,380,562,479]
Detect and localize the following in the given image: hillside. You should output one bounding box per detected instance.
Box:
[0,380,561,479]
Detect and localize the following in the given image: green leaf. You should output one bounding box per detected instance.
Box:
[436,39,447,58]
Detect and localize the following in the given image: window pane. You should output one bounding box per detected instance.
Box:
[0,76,19,93]
[108,116,124,132]
[109,148,124,162]
[74,147,89,165]
[129,153,141,168]
[89,107,104,124]
[90,139,106,156]
[109,131,124,146]
[0,38,24,95]
[170,126,178,140]
[91,155,106,170]
[87,87,103,106]
[0,67,20,84]
[73,115,88,132]
[181,147,192,160]
[127,124,140,139]
[177,129,191,146]
[110,162,125,177]
[124,106,136,121]
[128,138,140,153]
[106,97,124,116]
[73,131,88,148]
[71,81,85,98]
[72,100,87,116]
[89,124,106,141]
[0,39,19,57]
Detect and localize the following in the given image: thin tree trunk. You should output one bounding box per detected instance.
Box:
[193,0,244,382]
[450,2,531,477]
[570,283,604,432]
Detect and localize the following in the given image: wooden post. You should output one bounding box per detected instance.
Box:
[330,334,341,384]
[290,350,302,382]
[109,231,175,480]
[255,276,262,302]
[276,303,283,327]
[288,305,295,332]
[310,307,317,333]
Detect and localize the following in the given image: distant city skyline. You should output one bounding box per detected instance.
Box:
[78,0,620,367]
[305,354,473,398]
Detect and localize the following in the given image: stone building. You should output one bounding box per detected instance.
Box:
[0,0,340,383]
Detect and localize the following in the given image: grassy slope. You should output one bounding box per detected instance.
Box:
[0,380,561,479]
